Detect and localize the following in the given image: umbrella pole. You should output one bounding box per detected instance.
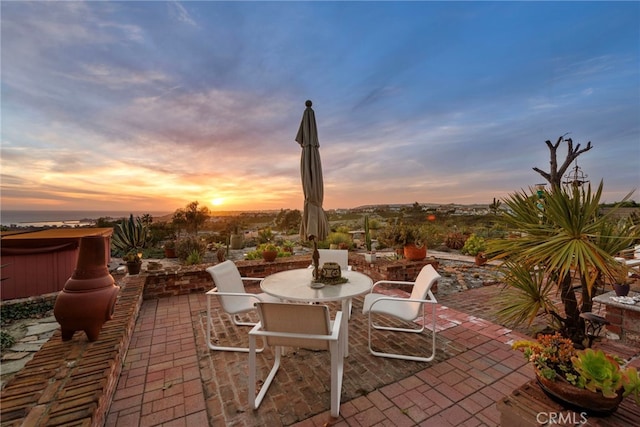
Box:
[311,236,320,281]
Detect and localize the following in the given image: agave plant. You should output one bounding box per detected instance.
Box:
[112,214,149,255]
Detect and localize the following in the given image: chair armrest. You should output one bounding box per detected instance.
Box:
[368,292,437,309]
[206,289,270,301]
[370,280,415,293]
[241,277,264,284]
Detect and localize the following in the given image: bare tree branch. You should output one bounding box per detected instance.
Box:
[533,135,593,188]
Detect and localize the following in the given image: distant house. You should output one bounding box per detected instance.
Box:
[1,228,113,301]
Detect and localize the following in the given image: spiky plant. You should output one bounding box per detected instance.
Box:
[112,214,149,255]
[488,181,638,343]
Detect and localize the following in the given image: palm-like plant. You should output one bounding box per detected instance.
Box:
[488,181,637,343]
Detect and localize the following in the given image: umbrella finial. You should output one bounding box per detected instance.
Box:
[305,100,312,107]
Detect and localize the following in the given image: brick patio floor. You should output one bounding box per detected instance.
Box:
[105,283,639,427]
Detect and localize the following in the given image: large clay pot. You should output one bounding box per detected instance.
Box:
[262,250,278,262]
[54,236,120,342]
[404,244,427,261]
[535,369,623,415]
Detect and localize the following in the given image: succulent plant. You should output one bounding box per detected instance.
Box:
[622,366,640,404]
[571,349,623,399]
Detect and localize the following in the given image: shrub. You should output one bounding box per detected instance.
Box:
[0,331,15,351]
[185,249,202,265]
[1,299,55,326]
[461,233,486,256]
[175,236,206,261]
[445,232,466,250]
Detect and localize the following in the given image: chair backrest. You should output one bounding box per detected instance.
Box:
[206,260,247,312]
[255,302,331,350]
[409,264,441,301]
[318,249,349,270]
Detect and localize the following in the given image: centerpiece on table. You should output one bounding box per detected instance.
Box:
[512,333,640,415]
[311,262,348,288]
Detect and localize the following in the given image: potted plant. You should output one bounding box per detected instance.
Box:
[461,234,487,265]
[163,240,177,258]
[513,332,640,414]
[364,215,376,263]
[123,250,142,275]
[261,243,279,262]
[399,225,427,261]
[281,240,295,254]
[612,263,632,296]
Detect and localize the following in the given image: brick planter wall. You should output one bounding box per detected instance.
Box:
[141,254,440,300]
[0,274,145,427]
[605,305,640,347]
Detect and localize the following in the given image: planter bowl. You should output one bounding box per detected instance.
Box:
[535,369,623,416]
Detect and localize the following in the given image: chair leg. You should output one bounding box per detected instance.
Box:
[251,345,282,410]
[329,340,344,417]
[207,297,264,352]
[233,314,258,327]
[367,303,436,362]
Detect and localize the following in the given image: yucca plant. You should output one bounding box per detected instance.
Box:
[112,214,149,256]
[488,181,638,344]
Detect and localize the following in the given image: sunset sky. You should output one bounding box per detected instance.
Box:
[1,1,639,213]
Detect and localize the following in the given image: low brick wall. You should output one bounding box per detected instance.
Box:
[0,274,145,427]
[141,254,440,300]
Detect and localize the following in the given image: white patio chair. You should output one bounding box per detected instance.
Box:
[205,260,279,352]
[362,264,440,362]
[248,302,344,418]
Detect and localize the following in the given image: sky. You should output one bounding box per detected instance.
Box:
[1,1,639,214]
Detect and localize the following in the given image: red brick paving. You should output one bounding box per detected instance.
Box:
[104,282,639,426]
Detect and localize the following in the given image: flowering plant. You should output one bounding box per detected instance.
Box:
[513,333,640,404]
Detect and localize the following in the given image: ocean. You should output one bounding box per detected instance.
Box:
[0,210,171,228]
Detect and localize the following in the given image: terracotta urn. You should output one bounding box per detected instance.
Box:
[54,235,120,342]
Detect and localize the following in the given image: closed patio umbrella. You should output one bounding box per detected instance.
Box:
[296,100,329,279]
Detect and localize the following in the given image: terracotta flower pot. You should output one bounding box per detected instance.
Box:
[262,250,278,262]
[404,244,427,261]
[475,253,488,266]
[535,369,623,415]
[53,236,120,342]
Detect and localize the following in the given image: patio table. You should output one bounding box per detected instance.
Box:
[260,268,372,356]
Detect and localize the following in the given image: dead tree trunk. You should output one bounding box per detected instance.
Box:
[532,134,593,188]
